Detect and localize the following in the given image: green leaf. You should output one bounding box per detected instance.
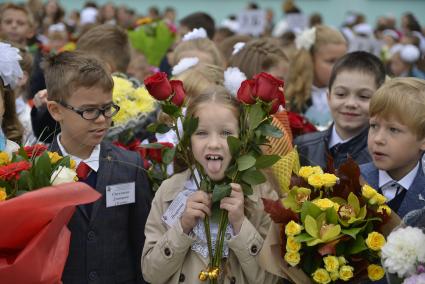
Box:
[341,227,364,239]
[258,123,283,138]
[321,224,341,242]
[17,170,30,191]
[162,103,179,116]
[237,155,256,171]
[212,184,232,203]
[248,104,265,130]
[241,183,253,196]
[304,215,318,238]
[162,147,175,165]
[347,236,368,255]
[147,123,170,134]
[294,232,315,243]
[227,136,241,157]
[140,143,165,149]
[183,117,198,137]
[326,207,339,224]
[301,201,322,223]
[255,155,281,169]
[241,169,266,185]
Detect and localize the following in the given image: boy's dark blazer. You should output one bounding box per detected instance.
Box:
[50,138,152,284]
[360,161,425,218]
[294,125,371,169]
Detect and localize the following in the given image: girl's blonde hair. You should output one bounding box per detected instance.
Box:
[286,25,346,112]
[172,38,225,68]
[228,38,288,79]
[173,63,224,99]
[370,77,425,140]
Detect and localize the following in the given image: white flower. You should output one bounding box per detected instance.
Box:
[182,27,207,41]
[295,27,316,50]
[50,166,77,185]
[0,42,23,88]
[382,226,425,278]
[223,67,247,97]
[171,57,199,76]
[232,42,246,55]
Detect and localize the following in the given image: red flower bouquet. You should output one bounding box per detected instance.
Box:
[0,145,100,283]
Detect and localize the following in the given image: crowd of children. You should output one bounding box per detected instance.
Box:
[1,0,425,283]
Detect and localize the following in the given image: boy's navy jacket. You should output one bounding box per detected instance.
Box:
[50,139,152,284]
[360,161,425,218]
[294,125,371,169]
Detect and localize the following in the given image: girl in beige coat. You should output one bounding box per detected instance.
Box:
[142,86,279,284]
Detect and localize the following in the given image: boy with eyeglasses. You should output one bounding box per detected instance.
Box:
[44,51,152,284]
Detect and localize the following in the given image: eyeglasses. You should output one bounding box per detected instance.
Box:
[58,101,120,120]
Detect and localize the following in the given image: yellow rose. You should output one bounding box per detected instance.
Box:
[308,174,324,188]
[312,268,331,284]
[285,220,303,236]
[299,166,323,179]
[70,159,76,169]
[0,187,7,201]
[339,265,354,281]
[323,255,339,273]
[362,184,378,199]
[330,271,339,281]
[338,256,347,266]
[369,193,387,205]
[284,251,300,267]
[286,236,301,252]
[48,151,62,164]
[367,264,385,281]
[377,205,391,215]
[321,173,339,187]
[313,198,336,211]
[0,151,10,165]
[366,232,386,251]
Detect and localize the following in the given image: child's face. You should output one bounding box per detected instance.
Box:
[390,53,409,77]
[50,86,113,153]
[368,115,425,180]
[328,70,376,140]
[191,102,239,181]
[266,59,289,81]
[313,43,347,88]
[0,9,33,44]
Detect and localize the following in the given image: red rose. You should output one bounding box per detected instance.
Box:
[144,72,173,100]
[277,88,286,109]
[237,79,256,104]
[147,142,174,163]
[23,144,48,158]
[269,99,280,114]
[253,72,284,102]
[0,161,32,180]
[287,111,317,138]
[170,80,186,107]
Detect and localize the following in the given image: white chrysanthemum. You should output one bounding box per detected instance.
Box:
[0,42,23,88]
[171,57,199,76]
[232,42,246,55]
[50,166,77,185]
[295,27,316,50]
[382,226,425,278]
[223,67,247,97]
[182,27,207,41]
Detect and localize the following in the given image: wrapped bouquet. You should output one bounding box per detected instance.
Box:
[262,150,400,283]
[0,145,100,284]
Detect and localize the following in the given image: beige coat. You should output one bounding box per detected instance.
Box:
[142,170,280,284]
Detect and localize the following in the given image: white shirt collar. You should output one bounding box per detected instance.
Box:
[378,162,420,190]
[328,125,353,149]
[56,134,101,172]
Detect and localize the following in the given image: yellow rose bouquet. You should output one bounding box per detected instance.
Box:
[262,150,398,283]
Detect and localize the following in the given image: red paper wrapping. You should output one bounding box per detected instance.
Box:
[0,182,101,284]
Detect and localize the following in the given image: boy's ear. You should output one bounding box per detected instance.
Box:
[419,136,425,152]
[46,100,63,122]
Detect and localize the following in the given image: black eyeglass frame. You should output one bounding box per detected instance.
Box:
[58,101,120,121]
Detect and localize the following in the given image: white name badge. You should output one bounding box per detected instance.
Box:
[106,182,135,207]
[161,189,193,227]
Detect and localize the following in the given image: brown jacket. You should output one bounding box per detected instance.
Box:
[141,170,280,284]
